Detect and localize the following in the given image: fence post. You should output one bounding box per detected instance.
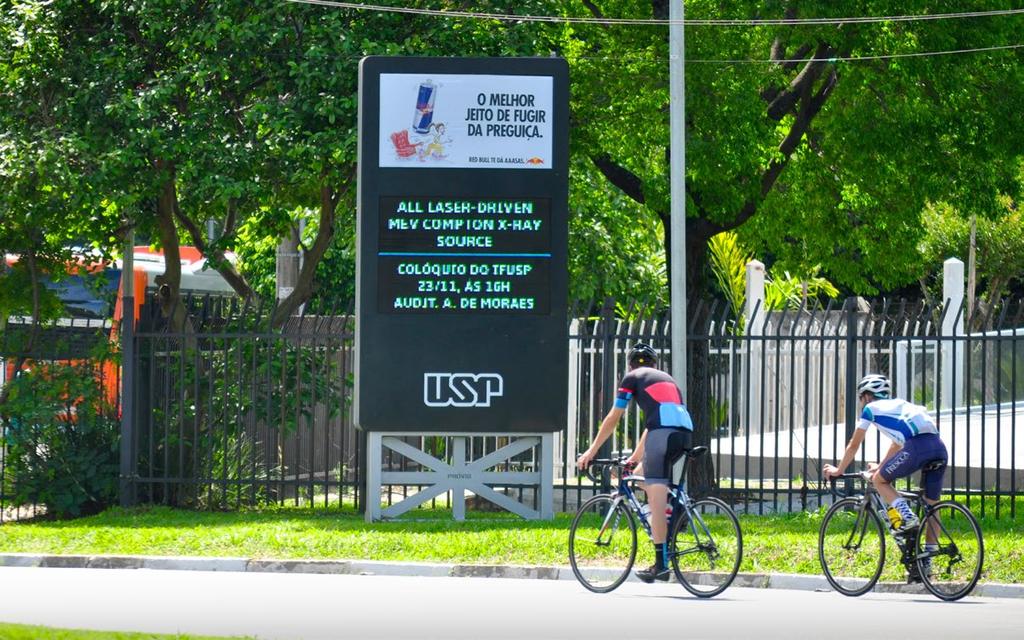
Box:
[844,297,860,444]
[563,318,581,479]
[597,297,616,491]
[119,236,136,508]
[744,260,765,433]
[941,258,965,410]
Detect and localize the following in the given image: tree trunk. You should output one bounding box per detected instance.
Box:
[661,212,717,494]
[153,160,188,333]
[967,214,977,329]
[685,225,718,494]
[270,178,346,328]
[173,199,258,302]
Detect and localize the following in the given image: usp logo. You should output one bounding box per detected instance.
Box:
[423,372,504,407]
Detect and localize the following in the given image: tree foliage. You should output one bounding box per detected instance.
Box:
[560,1,1024,487]
[0,1,585,325]
[918,180,1024,315]
[708,230,838,327]
[560,0,1024,296]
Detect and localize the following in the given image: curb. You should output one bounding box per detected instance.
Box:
[1,553,1021,599]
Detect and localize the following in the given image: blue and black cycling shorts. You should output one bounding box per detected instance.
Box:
[878,433,948,500]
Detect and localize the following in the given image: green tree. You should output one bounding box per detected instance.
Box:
[0,1,367,329]
[566,0,1024,295]
[1,1,571,328]
[561,0,1024,485]
[0,129,119,406]
[918,192,1024,327]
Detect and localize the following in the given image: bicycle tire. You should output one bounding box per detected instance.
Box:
[916,500,984,601]
[819,497,886,597]
[670,496,742,598]
[569,493,638,593]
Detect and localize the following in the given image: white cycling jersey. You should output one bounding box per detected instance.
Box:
[857,398,938,445]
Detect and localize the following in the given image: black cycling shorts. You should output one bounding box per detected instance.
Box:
[643,428,692,485]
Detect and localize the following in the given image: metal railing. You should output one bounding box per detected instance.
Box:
[125,296,359,511]
[0,316,120,523]
[4,295,1022,521]
[558,297,1024,518]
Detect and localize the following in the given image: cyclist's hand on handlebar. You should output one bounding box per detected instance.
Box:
[866,462,880,473]
[822,463,839,480]
[577,451,595,471]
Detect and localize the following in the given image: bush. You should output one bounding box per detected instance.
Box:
[1,358,119,518]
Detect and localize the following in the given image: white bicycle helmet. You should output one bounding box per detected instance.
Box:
[857,373,891,398]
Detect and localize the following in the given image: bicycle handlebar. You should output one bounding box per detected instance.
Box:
[580,456,633,484]
[819,470,873,498]
[830,470,874,482]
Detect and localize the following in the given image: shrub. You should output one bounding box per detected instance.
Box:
[1,358,119,518]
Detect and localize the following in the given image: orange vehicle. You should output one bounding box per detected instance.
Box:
[2,247,235,398]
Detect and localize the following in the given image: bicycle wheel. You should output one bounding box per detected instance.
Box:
[670,496,742,598]
[568,494,638,593]
[916,501,984,601]
[819,497,886,597]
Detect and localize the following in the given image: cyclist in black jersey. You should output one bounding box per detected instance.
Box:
[577,343,693,583]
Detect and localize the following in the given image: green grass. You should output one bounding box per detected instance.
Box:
[0,622,250,639]
[1,502,1022,584]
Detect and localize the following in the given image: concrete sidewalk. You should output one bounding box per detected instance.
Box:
[1,552,1021,599]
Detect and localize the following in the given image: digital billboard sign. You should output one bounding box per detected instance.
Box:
[356,57,568,433]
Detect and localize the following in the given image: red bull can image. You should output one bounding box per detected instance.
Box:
[412,81,437,134]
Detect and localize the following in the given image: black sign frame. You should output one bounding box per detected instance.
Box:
[356,56,569,433]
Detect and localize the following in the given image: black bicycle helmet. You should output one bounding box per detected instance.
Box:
[628,342,658,367]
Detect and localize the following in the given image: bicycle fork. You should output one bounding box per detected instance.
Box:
[595,496,627,547]
[842,506,874,551]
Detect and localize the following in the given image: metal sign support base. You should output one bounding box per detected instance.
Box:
[366,432,553,522]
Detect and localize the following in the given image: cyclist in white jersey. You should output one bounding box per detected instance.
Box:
[823,374,948,579]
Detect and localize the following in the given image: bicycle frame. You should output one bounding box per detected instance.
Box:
[591,455,706,553]
[830,473,944,574]
[573,448,741,598]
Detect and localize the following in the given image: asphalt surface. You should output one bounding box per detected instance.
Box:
[1,566,1022,639]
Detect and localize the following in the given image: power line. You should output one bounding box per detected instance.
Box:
[285,0,1024,27]
[194,42,1024,66]
[687,42,1024,64]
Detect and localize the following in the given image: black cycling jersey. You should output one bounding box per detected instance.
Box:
[614,366,692,431]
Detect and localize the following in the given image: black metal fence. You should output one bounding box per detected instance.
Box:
[558,297,1024,518]
[4,295,1023,521]
[0,316,120,523]
[124,296,359,510]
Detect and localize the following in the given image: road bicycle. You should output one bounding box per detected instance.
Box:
[818,465,983,601]
[568,445,742,597]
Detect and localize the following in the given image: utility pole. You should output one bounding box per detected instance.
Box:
[669,1,687,386]
[275,225,301,304]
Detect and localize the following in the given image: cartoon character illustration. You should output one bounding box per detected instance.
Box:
[419,122,451,160]
[390,130,421,159]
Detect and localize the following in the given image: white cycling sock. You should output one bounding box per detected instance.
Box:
[891,497,916,522]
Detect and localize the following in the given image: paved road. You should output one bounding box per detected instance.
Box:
[1,567,1021,639]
